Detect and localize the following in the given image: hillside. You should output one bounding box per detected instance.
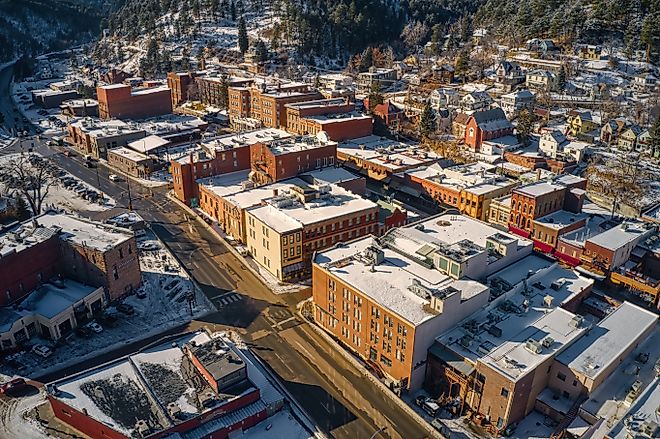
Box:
[0,0,114,63]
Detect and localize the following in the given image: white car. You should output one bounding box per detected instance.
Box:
[87,322,103,333]
[32,344,53,358]
[108,174,121,181]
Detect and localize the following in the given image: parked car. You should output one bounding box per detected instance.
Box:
[138,242,160,251]
[422,399,440,417]
[86,322,103,333]
[31,344,53,358]
[116,303,135,315]
[0,378,27,395]
[108,174,122,182]
[99,313,119,327]
[431,418,451,437]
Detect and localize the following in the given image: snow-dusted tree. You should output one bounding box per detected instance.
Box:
[0,154,58,217]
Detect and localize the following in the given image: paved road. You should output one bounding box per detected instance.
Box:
[2,140,434,439]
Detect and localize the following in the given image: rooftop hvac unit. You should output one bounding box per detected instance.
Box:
[550,279,566,291]
[525,339,543,354]
[641,421,658,437]
[487,325,502,338]
[135,420,150,436]
[543,295,554,307]
[460,335,472,348]
[200,392,216,408]
[541,337,555,348]
[569,315,583,329]
[167,402,181,419]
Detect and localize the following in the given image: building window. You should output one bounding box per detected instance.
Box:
[557,372,567,381]
[500,388,509,398]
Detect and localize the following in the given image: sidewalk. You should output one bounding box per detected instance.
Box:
[167,192,309,295]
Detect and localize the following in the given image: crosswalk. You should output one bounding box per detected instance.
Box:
[214,292,243,307]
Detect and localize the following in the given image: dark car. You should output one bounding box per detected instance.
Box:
[75,326,93,338]
[0,378,27,395]
[99,313,119,327]
[116,303,135,315]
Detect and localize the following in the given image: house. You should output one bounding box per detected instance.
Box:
[617,125,643,151]
[633,73,657,91]
[577,45,602,60]
[460,90,493,113]
[527,38,559,54]
[566,110,601,137]
[539,130,569,158]
[526,70,557,91]
[430,88,460,110]
[357,67,398,93]
[499,89,535,119]
[432,64,455,84]
[494,61,525,88]
[369,100,405,128]
[452,112,470,138]
[600,118,628,145]
[464,107,514,152]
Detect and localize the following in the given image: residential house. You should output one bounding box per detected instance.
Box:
[499,89,535,119]
[617,125,644,151]
[566,110,601,138]
[577,45,602,60]
[525,70,557,91]
[431,64,455,84]
[430,88,460,111]
[632,73,657,91]
[460,91,493,113]
[494,61,525,88]
[600,118,628,146]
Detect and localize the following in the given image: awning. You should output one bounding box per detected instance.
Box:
[428,344,475,376]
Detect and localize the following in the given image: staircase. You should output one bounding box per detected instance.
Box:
[550,394,588,439]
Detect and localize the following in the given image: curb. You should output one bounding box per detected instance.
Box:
[297,300,442,439]
[166,191,272,289]
[245,348,330,439]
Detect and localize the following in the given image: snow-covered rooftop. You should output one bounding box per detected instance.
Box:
[534,210,588,230]
[37,211,134,251]
[586,222,653,251]
[127,134,169,154]
[556,302,657,380]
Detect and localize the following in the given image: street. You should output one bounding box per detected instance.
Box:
[0,139,434,439]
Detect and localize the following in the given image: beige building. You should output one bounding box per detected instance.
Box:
[488,195,512,227]
[245,182,379,281]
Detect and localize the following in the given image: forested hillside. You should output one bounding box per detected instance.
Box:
[0,0,114,63]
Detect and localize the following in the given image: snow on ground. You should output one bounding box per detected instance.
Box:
[242,409,313,439]
[0,230,214,381]
[195,207,309,295]
[0,386,50,439]
[0,152,115,214]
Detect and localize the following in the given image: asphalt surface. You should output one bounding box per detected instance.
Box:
[0,138,434,439]
[0,64,35,136]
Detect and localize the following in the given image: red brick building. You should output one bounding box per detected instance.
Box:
[249,137,337,185]
[97,83,172,120]
[367,100,405,127]
[228,81,322,128]
[464,108,514,152]
[285,98,373,141]
[167,72,201,107]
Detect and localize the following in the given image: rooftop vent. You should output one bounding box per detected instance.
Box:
[569,315,583,329]
[135,420,150,436]
[541,336,555,348]
[525,339,543,354]
[167,402,181,419]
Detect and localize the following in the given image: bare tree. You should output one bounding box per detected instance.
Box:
[0,154,58,217]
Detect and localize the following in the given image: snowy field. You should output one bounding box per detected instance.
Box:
[0,230,214,381]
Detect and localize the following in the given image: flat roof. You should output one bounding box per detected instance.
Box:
[36,211,133,252]
[556,302,657,380]
[315,236,488,325]
[263,136,336,156]
[247,181,376,233]
[607,377,660,439]
[21,279,101,319]
[108,146,150,162]
[534,210,588,230]
[306,112,372,124]
[127,134,169,153]
[0,221,57,257]
[514,181,564,198]
[586,222,652,251]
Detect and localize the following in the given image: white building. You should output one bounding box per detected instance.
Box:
[499,89,535,119]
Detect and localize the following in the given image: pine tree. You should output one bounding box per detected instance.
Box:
[367,82,384,110]
[15,196,31,221]
[238,17,249,54]
[557,65,567,91]
[516,109,534,147]
[254,40,268,62]
[455,51,469,83]
[219,74,230,109]
[359,47,373,72]
[419,102,436,137]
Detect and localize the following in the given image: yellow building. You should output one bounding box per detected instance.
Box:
[567,110,601,137]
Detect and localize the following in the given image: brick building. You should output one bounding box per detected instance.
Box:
[464,108,514,152]
[46,330,287,439]
[312,214,532,391]
[508,175,587,237]
[228,80,322,129]
[166,71,200,107]
[249,135,337,185]
[97,83,172,120]
[246,182,379,281]
[428,255,594,434]
[67,118,146,160]
[107,147,156,178]
[0,212,140,309]
[285,98,373,141]
[171,129,291,205]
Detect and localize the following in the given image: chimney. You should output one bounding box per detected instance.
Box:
[536,168,542,181]
[273,188,279,197]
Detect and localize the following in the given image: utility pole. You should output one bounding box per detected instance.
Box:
[126,177,133,211]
